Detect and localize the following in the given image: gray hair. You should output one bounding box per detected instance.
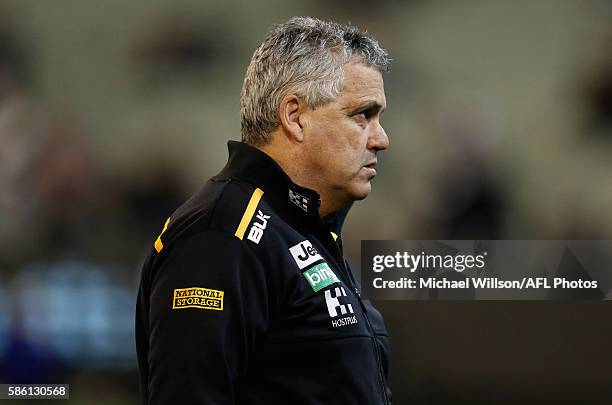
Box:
[240,16,390,145]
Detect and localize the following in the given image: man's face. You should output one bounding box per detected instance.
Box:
[301,62,389,206]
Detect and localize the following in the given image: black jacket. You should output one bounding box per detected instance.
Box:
[136,141,392,405]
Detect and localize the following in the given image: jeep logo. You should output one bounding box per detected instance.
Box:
[289,240,323,269]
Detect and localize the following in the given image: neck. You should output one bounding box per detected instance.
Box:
[256,136,345,218]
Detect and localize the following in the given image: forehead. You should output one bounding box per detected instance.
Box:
[337,62,386,107]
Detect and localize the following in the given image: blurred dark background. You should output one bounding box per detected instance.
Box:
[1,1,612,403]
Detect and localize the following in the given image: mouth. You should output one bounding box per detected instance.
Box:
[362,161,377,176]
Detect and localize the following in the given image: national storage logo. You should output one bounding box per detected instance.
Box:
[172,287,224,311]
[303,263,339,292]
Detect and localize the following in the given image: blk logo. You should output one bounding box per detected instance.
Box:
[247,210,270,244]
[289,240,323,269]
[325,287,354,318]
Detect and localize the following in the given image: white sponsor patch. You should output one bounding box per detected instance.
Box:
[288,189,309,212]
[324,286,354,318]
[289,239,323,269]
[247,210,270,244]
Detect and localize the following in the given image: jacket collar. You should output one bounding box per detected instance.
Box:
[215,141,350,234]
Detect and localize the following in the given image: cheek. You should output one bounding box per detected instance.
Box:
[308,119,365,173]
[329,144,363,178]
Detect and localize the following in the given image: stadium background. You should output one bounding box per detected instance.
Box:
[1,1,612,403]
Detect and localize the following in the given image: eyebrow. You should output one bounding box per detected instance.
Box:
[344,100,386,114]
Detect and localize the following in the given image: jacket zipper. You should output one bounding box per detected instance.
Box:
[325,233,390,405]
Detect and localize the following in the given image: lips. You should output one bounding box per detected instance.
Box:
[363,160,377,176]
[363,160,377,169]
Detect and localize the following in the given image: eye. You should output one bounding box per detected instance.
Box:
[351,112,367,126]
[350,106,382,123]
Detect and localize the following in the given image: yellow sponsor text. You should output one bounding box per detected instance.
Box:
[172,287,224,311]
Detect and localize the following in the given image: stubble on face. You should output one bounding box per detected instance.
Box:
[300,62,388,215]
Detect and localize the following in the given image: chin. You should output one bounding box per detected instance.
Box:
[348,182,372,201]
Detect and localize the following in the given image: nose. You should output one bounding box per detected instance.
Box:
[367,121,389,152]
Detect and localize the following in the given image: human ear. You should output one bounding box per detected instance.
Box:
[278,94,305,142]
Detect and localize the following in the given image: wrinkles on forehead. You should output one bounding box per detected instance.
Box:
[336,63,386,113]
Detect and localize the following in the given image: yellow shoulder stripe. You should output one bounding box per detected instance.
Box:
[154,217,171,253]
[235,188,264,240]
[330,231,338,241]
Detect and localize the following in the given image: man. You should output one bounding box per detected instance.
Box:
[136,16,392,404]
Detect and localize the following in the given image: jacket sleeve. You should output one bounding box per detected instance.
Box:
[147,230,269,404]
